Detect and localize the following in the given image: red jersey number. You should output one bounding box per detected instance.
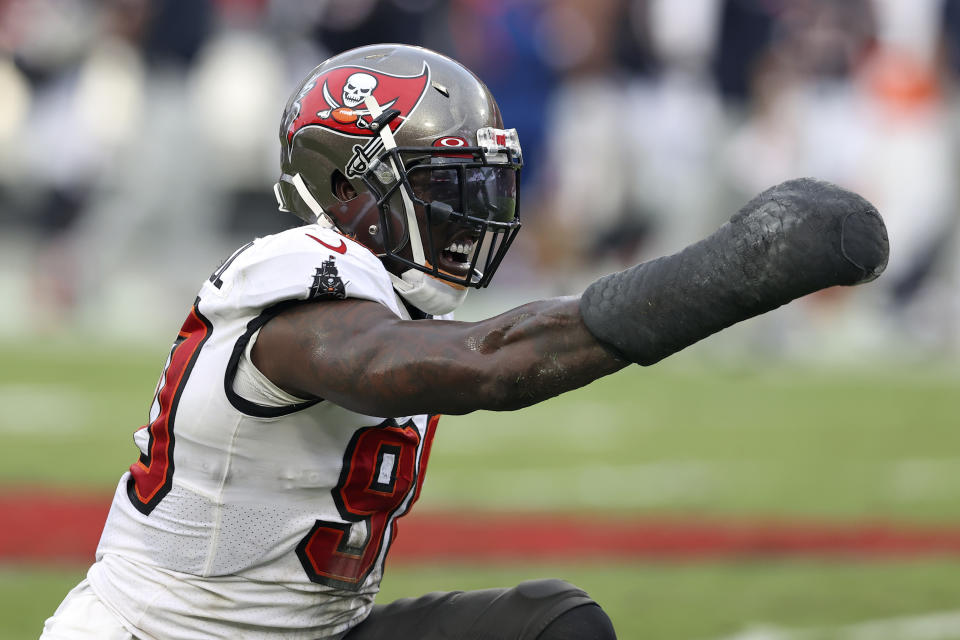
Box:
[127,303,211,515]
[296,417,438,589]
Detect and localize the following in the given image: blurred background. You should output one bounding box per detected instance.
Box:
[2,1,960,638]
[1,0,959,353]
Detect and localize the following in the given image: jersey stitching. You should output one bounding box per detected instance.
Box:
[202,414,244,577]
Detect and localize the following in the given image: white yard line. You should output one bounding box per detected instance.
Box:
[891,459,960,502]
[707,609,960,640]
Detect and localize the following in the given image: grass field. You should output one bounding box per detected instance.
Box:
[3,337,960,639]
[11,561,960,639]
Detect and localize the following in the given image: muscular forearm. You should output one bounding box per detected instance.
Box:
[580,179,889,364]
[253,297,626,418]
[444,297,628,412]
[351,297,626,416]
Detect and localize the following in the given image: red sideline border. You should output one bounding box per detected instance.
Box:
[6,490,960,565]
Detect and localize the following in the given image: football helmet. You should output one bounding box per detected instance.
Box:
[275,44,523,314]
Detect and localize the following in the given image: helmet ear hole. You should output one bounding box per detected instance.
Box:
[331,170,358,202]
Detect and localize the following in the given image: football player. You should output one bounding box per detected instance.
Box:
[40,44,888,640]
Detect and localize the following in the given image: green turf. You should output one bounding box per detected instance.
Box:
[12,560,960,640]
[2,340,960,520]
[0,339,162,488]
[425,362,960,522]
[2,567,87,639]
[4,340,960,638]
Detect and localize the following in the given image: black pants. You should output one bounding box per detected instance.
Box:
[343,579,596,640]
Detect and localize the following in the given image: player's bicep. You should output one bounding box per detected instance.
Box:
[252,298,391,402]
[252,298,475,416]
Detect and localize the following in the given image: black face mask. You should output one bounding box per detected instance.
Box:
[408,163,518,226]
[363,147,522,288]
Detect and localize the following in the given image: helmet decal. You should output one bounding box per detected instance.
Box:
[431,135,471,159]
[433,136,468,148]
[284,63,430,145]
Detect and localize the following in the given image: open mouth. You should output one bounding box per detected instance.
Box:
[437,232,479,277]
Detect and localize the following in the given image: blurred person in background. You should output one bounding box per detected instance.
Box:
[718,0,960,357]
[717,0,883,355]
[6,0,945,360]
[2,0,446,336]
[0,0,149,330]
[528,0,727,293]
[0,0,219,332]
[523,0,656,287]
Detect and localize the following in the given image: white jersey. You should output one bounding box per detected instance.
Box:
[88,225,442,640]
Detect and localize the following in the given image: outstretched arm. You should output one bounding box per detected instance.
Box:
[254,178,889,418]
[579,178,888,364]
[252,296,627,417]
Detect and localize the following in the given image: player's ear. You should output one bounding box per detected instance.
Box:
[332,171,358,202]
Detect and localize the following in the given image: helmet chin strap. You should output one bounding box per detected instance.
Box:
[363,94,467,315]
[390,269,468,316]
[278,173,336,228]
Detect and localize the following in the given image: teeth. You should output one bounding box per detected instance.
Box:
[445,241,473,255]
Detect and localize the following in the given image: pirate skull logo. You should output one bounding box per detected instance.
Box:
[284,63,429,142]
[342,73,377,107]
[317,72,397,129]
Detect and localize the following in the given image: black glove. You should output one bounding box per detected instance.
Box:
[579,178,889,365]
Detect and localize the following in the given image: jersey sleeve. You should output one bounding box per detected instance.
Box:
[211,225,404,317]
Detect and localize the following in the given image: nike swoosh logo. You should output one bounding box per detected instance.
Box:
[305,233,347,254]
